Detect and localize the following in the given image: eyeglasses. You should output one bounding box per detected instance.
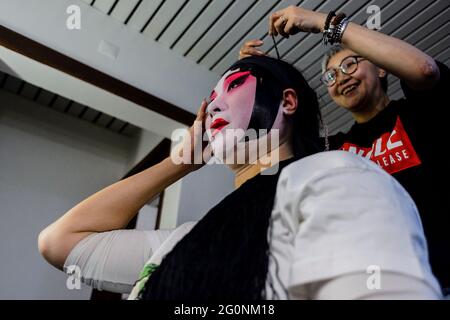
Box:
[321,55,365,87]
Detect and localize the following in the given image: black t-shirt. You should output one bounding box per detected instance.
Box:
[328,61,450,289]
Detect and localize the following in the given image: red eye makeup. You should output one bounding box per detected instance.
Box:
[210,91,217,102]
[224,71,251,92]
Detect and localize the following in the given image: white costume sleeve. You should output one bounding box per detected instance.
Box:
[269,151,442,299]
[63,226,181,294]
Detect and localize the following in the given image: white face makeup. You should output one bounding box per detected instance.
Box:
[205,69,258,159]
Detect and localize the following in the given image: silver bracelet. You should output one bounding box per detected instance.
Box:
[323,16,349,46]
[335,17,350,44]
[323,23,338,46]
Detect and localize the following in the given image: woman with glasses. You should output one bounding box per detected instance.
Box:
[240,5,450,295]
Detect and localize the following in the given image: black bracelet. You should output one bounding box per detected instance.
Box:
[325,12,347,45]
[323,11,336,33]
[322,11,336,45]
[331,13,347,28]
[331,14,346,44]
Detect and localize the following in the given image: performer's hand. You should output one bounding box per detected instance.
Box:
[172,100,212,171]
[269,6,327,38]
[239,39,266,59]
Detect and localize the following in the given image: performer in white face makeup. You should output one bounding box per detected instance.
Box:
[205,69,259,156]
[206,69,257,140]
[205,68,282,167]
[39,56,441,301]
[204,56,321,175]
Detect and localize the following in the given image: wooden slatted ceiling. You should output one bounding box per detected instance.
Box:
[0,71,139,137]
[83,0,450,134]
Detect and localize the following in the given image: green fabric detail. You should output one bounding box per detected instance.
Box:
[136,263,159,296]
[139,263,159,279]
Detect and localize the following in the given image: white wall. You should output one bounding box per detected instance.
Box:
[177,164,235,225]
[127,129,163,169]
[0,90,134,299]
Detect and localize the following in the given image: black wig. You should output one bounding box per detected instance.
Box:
[141,56,323,300]
[228,56,323,159]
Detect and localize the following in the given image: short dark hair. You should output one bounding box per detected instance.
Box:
[322,45,389,93]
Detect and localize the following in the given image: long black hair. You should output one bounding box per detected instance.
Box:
[141,56,323,300]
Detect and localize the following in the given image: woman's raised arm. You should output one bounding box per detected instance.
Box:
[267,5,440,90]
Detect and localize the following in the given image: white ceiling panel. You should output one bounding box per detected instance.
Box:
[110,0,141,23]
[170,0,235,55]
[141,0,188,40]
[126,0,166,32]
[199,0,279,68]
[185,1,258,62]
[211,0,302,73]
[93,0,117,14]
[157,0,210,48]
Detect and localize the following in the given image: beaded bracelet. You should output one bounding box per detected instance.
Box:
[322,11,336,45]
[329,13,347,44]
[331,13,347,26]
[323,12,349,45]
[324,11,336,32]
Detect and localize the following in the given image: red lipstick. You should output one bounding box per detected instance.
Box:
[210,118,229,137]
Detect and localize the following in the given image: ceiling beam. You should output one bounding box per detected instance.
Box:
[0,25,194,126]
